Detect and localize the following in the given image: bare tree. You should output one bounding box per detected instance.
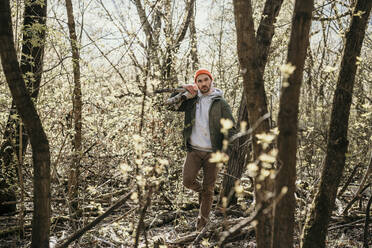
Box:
[222,0,284,209]
[301,1,372,247]
[0,0,51,247]
[220,97,250,206]
[272,1,314,247]
[0,0,47,215]
[65,0,82,225]
[232,1,284,246]
[132,0,195,84]
[189,2,199,72]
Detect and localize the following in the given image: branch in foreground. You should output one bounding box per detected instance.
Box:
[229,113,271,143]
[56,189,134,248]
[218,187,287,246]
[134,186,154,248]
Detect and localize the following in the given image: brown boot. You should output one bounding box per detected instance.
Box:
[196,215,208,231]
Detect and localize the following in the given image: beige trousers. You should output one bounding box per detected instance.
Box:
[182,149,218,225]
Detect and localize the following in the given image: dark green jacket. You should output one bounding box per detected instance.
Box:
[174,94,236,151]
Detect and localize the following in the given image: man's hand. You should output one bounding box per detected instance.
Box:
[182,84,198,98]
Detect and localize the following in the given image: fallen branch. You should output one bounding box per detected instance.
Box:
[56,189,134,248]
[342,183,371,215]
[192,222,210,245]
[168,218,247,246]
[328,218,365,231]
[364,194,372,248]
[218,204,263,246]
[218,187,287,247]
[337,163,361,198]
[145,211,178,230]
[343,151,372,215]
[0,224,31,238]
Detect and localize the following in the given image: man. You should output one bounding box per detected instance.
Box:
[169,68,236,231]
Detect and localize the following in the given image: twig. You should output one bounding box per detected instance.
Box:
[145,211,177,230]
[337,163,361,198]
[218,204,263,247]
[342,183,371,215]
[17,122,24,238]
[218,188,286,247]
[57,189,134,248]
[0,224,32,238]
[313,10,352,21]
[364,195,372,248]
[192,222,209,246]
[343,151,372,215]
[229,113,271,143]
[168,218,246,246]
[134,186,154,248]
[112,206,138,223]
[328,218,365,231]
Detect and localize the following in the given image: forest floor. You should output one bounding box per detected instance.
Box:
[0,186,369,248]
[0,154,370,247]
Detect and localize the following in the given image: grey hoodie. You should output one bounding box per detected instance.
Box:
[189,88,223,152]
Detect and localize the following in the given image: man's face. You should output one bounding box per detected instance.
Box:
[195,74,212,95]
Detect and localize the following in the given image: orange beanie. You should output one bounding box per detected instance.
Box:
[194,69,213,83]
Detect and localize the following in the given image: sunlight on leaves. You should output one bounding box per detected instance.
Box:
[130,192,139,203]
[279,62,296,77]
[324,65,337,73]
[247,162,259,177]
[220,118,233,135]
[209,151,229,163]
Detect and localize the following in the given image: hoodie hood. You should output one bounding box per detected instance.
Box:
[197,87,223,99]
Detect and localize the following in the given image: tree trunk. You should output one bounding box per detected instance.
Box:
[0,0,47,215]
[223,0,283,209]
[163,0,195,82]
[65,0,82,223]
[301,1,372,247]
[232,1,283,246]
[189,2,199,72]
[220,95,250,206]
[0,1,51,247]
[272,1,314,247]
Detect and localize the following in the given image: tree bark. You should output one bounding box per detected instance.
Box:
[220,95,250,206]
[232,1,283,246]
[163,0,195,82]
[272,1,314,247]
[223,0,284,209]
[0,1,51,247]
[65,0,82,222]
[0,0,47,215]
[189,2,199,72]
[301,1,372,247]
